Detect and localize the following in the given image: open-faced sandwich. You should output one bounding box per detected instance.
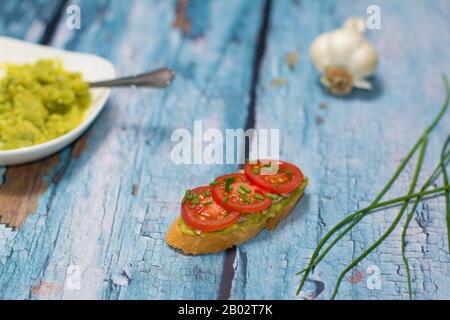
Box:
[166,160,308,255]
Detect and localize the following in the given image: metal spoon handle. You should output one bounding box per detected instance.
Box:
[89,68,175,88]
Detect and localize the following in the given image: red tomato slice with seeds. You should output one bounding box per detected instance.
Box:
[181,186,240,232]
[244,160,304,194]
[211,173,272,213]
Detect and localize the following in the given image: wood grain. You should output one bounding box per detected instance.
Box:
[0,0,265,300]
[0,0,65,42]
[228,0,450,300]
[0,156,60,228]
[0,0,449,300]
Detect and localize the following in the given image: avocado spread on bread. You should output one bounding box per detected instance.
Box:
[178,177,308,237]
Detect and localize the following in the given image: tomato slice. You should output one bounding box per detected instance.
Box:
[181,186,240,232]
[244,160,304,194]
[210,173,272,213]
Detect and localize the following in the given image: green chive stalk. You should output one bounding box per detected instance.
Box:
[297,75,450,298]
[329,138,428,299]
[401,136,450,299]
[297,149,450,276]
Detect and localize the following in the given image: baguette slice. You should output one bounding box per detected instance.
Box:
[166,178,307,255]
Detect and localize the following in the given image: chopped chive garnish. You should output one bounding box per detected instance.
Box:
[209,181,220,186]
[239,185,251,194]
[222,196,229,203]
[263,163,272,168]
[224,177,235,184]
[240,194,252,203]
[191,198,199,205]
[224,177,234,193]
[183,190,193,204]
[237,189,247,197]
[204,190,211,196]
[203,200,213,206]
[251,166,260,174]
[253,194,264,201]
[266,192,279,200]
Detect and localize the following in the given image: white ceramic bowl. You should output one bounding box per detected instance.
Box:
[0,37,116,166]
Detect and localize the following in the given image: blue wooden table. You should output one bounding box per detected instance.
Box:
[0,0,449,300]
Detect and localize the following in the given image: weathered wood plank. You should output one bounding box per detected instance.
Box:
[0,157,60,228]
[1,0,449,300]
[0,0,65,42]
[0,0,265,299]
[229,0,450,300]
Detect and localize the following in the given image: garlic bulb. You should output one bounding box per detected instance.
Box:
[309,17,378,96]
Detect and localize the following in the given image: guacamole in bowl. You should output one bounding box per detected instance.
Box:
[0,59,92,151]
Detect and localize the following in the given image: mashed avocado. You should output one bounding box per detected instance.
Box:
[0,59,91,150]
[178,177,309,237]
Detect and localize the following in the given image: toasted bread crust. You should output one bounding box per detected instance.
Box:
[166,189,305,255]
[265,189,304,230]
